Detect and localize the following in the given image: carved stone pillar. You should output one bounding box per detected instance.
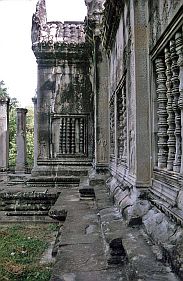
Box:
[175,28,183,173]
[155,57,168,169]
[94,37,109,171]
[0,97,9,172]
[117,85,127,163]
[32,97,38,168]
[131,0,150,187]
[170,39,181,172]
[15,108,28,173]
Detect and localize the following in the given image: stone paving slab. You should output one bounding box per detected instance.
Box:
[50,182,181,281]
[54,243,106,273]
[51,270,127,281]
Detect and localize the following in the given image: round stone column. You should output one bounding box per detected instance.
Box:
[0,97,9,172]
[15,108,28,173]
[32,96,38,168]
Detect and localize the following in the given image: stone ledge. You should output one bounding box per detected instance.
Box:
[106,175,183,279]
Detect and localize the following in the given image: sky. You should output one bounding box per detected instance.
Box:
[0,0,87,107]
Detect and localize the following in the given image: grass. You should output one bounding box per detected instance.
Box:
[0,223,59,281]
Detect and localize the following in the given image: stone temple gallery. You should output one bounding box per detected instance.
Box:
[0,0,183,280]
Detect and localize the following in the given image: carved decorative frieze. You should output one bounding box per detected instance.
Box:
[117,83,127,163]
[155,57,168,169]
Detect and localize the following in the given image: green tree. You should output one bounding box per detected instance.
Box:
[0,80,34,170]
[0,80,8,97]
[0,80,18,168]
[9,98,19,168]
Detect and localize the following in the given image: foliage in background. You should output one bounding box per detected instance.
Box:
[9,98,19,167]
[0,80,8,97]
[0,80,34,169]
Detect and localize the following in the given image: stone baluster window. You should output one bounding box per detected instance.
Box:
[117,82,127,163]
[110,96,115,160]
[154,26,183,173]
[59,115,87,156]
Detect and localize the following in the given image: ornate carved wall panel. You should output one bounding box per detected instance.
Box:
[117,82,127,164]
[109,95,115,161]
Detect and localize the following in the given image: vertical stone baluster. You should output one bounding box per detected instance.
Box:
[175,29,183,173]
[79,118,84,154]
[71,118,75,154]
[66,117,71,154]
[117,90,123,160]
[70,24,77,43]
[123,86,127,161]
[59,117,63,154]
[120,91,124,160]
[170,39,181,172]
[155,57,168,168]
[62,117,66,154]
[75,118,80,153]
[165,47,175,171]
[110,97,115,159]
[63,24,70,43]
[83,118,87,155]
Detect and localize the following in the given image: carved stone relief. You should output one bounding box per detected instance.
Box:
[129,125,135,174]
[117,83,127,163]
[97,133,107,162]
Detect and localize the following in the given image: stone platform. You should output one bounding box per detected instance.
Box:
[50,181,180,281]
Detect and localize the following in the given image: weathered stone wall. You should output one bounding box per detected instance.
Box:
[103,0,150,187]
[31,0,94,176]
[102,1,183,277]
[84,0,109,171]
[148,0,183,50]
[148,1,183,215]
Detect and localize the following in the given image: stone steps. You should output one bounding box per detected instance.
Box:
[49,178,180,281]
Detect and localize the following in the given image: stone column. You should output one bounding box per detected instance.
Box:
[94,36,109,171]
[32,97,38,168]
[15,108,28,173]
[132,0,150,187]
[0,97,9,172]
[37,63,53,161]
